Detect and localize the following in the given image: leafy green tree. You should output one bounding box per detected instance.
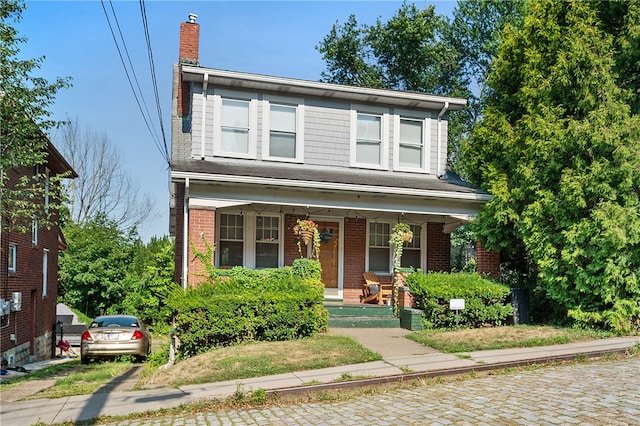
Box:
[111,237,175,330]
[58,214,136,318]
[465,0,640,332]
[1,0,71,232]
[316,1,522,173]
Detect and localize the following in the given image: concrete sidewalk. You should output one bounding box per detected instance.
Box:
[1,332,638,426]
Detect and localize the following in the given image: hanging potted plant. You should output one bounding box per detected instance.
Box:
[293,219,320,260]
[389,223,413,316]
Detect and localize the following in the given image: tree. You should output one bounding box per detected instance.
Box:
[0,0,71,232]
[56,119,152,230]
[58,214,137,318]
[464,0,640,332]
[110,236,175,330]
[316,1,522,173]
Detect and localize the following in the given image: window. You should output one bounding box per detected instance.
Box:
[270,104,296,157]
[357,114,382,165]
[399,119,423,168]
[221,99,250,154]
[351,109,389,169]
[32,219,38,246]
[43,249,49,297]
[401,224,422,269]
[255,216,279,268]
[394,114,430,172]
[219,214,244,267]
[262,100,304,162]
[213,95,258,159]
[368,222,391,273]
[8,244,16,273]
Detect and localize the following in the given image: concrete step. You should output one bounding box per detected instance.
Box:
[328,316,400,328]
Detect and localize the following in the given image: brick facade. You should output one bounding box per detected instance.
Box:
[1,154,72,365]
[426,222,451,272]
[342,217,367,303]
[187,208,216,287]
[476,241,501,279]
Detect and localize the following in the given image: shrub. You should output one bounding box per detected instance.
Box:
[569,299,640,335]
[167,261,328,357]
[406,272,513,329]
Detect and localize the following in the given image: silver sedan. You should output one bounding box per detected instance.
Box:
[80,315,151,364]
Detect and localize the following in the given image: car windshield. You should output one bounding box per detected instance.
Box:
[90,317,138,328]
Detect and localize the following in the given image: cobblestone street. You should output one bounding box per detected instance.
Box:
[100,358,639,425]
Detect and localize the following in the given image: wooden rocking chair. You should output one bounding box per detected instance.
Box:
[361,272,393,305]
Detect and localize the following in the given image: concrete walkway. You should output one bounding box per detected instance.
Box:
[0,332,638,426]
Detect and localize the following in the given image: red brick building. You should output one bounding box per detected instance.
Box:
[170,16,499,302]
[1,141,76,366]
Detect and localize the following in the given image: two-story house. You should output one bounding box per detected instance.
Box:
[1,140,76,367]
[170,16,497,303]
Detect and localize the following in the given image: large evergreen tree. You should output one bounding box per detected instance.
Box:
[464,0,640,332]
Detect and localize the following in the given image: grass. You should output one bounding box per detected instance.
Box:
[137,334,379,388]
[406,325,617,353]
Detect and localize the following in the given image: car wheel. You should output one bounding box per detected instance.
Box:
[81,355,90,365]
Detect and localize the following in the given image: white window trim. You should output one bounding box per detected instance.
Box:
[366,220,392,273]
[212,93,258,159]
[393,114,431,173]
[254,214,283,269]
[215,211,284,269]
[8,244,17,273]
[350,107,390,170]
[261,99,305,163]
[42,248,49,297]
[32,219,38,246]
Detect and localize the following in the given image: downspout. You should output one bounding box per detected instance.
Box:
[199,74,208,159]
[182,178,190,289]
[437,101,449,178]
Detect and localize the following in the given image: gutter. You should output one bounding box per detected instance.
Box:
[437,101,449,178]
[182,178,189,289]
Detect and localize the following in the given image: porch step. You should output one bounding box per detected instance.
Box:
[325,303,400,328]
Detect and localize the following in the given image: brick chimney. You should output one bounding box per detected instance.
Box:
[178,13,199,117]
[179,13,199,64]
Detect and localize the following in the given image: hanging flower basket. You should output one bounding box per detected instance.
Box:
[294,219,321,260]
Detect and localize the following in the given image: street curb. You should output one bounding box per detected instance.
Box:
[266,347,629,397]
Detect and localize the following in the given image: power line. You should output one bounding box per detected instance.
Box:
[100,0,169,166]
[139,0,169,163]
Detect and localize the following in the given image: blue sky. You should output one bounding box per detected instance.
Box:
[18,0,456,241]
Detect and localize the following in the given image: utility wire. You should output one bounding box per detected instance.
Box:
[139,0,169,163]
[100,0,169,166]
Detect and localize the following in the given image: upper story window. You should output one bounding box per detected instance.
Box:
[262,99,305,163]
[394,115,430,173]
[8,244,16,273]
[221,99,250,153]
[350,108,389,170]
[213,94,258,159]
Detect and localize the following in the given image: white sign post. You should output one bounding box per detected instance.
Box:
[449,299,465,330]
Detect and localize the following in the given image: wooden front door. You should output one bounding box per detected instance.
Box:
[316,221,339,293]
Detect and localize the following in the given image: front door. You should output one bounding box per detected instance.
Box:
[316,221,339,297]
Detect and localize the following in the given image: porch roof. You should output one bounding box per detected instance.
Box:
[171,158,490,202]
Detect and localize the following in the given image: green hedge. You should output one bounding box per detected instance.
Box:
[167,259,328,357]
[406,272,513,329]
